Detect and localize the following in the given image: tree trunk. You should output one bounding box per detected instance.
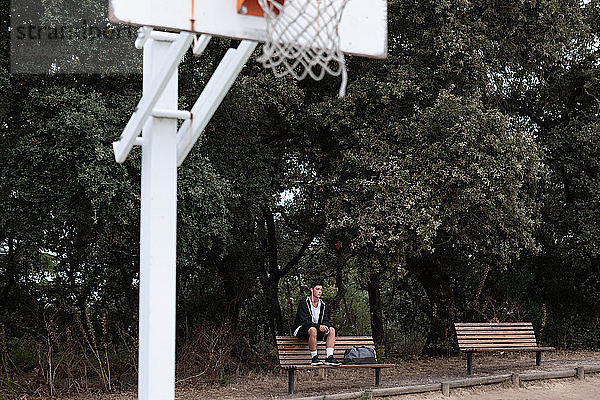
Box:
[215,258,247,329]
[408,255,457,355]
[367,269,385,351]
[0,237,18,310]
[261,208,315,336]
[263,209,285,335]
[331,252,347,326]
[263,277,284,335]
[115,252,137,316]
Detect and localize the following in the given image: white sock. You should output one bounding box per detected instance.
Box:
[311,350,318,358]
[326,348,334,357]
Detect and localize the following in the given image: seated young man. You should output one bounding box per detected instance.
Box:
[292,281,341,366]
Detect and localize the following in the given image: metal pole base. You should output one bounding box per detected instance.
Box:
[467,352,473,375]
[288,368,295,394]
[375,367,382,385]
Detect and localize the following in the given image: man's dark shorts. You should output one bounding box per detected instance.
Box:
[295,323,328,341]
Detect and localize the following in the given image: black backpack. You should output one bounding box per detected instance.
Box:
[342,346,377,364]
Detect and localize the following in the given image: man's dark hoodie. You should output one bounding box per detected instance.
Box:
[293,297,330,333]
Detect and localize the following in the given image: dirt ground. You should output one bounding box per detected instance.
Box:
[397,375,600,399]
[62,350,600,399]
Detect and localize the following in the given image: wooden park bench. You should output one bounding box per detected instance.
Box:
[276,335,394,394]
[454,322,555,375]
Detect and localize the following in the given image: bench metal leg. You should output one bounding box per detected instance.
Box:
[467,352,473,375]
[375,367,381,386]
[288,368,295,394]
[536,351,542,366]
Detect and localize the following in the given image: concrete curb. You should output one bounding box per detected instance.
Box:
[291,365,599,399]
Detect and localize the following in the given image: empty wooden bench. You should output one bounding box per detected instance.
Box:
[454,322,555,375]
[276,335,394,394]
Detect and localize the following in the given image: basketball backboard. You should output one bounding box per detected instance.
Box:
[109,0,387,58]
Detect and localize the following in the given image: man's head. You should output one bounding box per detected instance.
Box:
[309,281,323,299]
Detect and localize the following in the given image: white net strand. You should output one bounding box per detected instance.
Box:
[257,0,350,97]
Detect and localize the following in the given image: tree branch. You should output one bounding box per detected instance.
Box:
[280,234,314,278]
[263,208,279,278]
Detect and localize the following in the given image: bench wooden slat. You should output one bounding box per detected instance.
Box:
[281,359,347,364]
[276,336,375,340]
[461,347,555,352]
[458,337,535,340]
[278,348,374,352]
[277,342,375,347]
[458,343,538,347]
[277,342,375,350]
[278,357,394,364]
[280,364,395,370]
[457,342,538,347]
[279,348,360,352]
[278,340,375,344]
[278,341,374,344]
[289,364,394,369]
[278,336,375,338]
[458,337,536,341]
[455,324,534,327]
[277,343,375,348]
[455,326,534,331]
[458,330,534,332]
[276,339,376,342]
[277,340,374,343]
[455,322,533,326]
[459,344,539,349]
[278,345,375,356]
[457,344,539,347]
[279,355,351,360]
[457,338,537,343]
[278,344,374,346]
[277,340,375,347]
[457,333,536,337]
[279,347,366,355]
[456,329,535,335]
[279,353,353,360]
[457,332,535,336]
[456,328,535,332]
[278,348,369,353]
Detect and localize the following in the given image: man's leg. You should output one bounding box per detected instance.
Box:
[308,327,318,351]
[324,327,341,365]
[325,327,336,348]
[308,327,322,365]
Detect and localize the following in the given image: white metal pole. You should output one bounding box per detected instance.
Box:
[138,37,178,400]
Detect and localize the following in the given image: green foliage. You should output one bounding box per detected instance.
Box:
[6,336,36,372]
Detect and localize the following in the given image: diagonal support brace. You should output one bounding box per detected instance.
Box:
[113,31,195,163]
[176,40,257,166]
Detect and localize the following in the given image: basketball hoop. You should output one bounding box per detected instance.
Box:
[257,0,350,97]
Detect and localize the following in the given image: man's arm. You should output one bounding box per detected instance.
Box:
[293,300,310,329]
[321,302,331,327]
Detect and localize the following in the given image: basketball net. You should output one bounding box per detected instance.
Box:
[257,0,350,97]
